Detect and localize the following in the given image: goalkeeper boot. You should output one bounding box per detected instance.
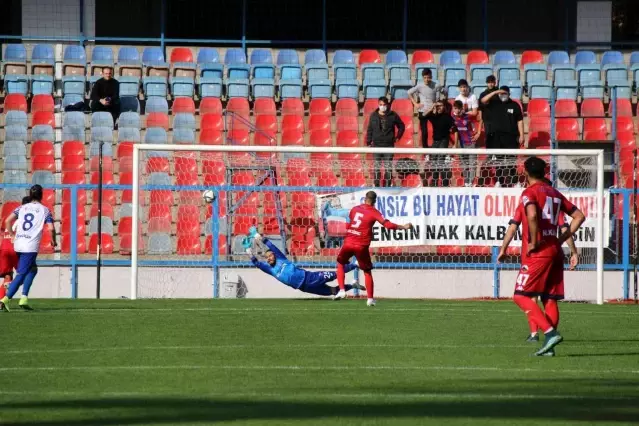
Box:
[367,298,376,307]
[19,296,33,311]
[0,296,10,312]
[333,289,347,300]
[526,334,539,343]
[534,330,563,356]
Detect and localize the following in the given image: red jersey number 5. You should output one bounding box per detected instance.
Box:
[352,212,363,228]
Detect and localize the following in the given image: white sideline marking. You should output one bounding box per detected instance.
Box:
[0,390,635,401]
[1,364,638,375]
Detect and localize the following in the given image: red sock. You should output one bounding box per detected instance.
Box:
[513,295,553,333]
[0,276,8,299]
[336,263,345,291]
[527,317,538,335]
[542,299,560,329]
[364,270,374,299]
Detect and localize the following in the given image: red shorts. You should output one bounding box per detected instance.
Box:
[514,254,564,300]
[0,238,18,278]
[337,243,373,271]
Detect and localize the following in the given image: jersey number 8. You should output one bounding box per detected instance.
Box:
[22,213,35,231]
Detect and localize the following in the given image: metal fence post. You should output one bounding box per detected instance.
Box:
[70,186,78,298]
[212,190,220,298]
[492,246,500,298]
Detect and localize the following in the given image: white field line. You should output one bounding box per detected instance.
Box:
[0,390,635,401]
[0,364,638,375]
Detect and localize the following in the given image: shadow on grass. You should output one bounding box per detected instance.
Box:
[2,393,639,425]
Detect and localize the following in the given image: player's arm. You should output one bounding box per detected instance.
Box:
[262,238,288,260]
[4,211,18,237]
[498,223,519,262]
[525,203,539,254]
[45,212,56,248]
[250,256,275,276]
[558,208,585,246]
[374,211,413,231]
[559,222,579,270]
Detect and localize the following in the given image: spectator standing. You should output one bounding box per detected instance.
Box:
[90,67,120,123]
[408,69,443,148]
[366,97,405,187]
[479,75,499,146]
[424,101,457,187]
[455,79,479,118]
[452,100,481,187]
[480,86,524,187]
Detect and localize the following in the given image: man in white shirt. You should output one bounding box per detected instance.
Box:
[455,79,479,119]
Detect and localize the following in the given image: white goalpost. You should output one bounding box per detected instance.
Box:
[130,145,606,304]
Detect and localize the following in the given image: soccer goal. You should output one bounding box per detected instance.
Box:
[130,145,606,303]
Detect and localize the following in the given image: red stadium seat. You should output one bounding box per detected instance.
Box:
[527,99,550,118]
[310,130,332,147]
[231,171,255,186]
[232,195,258,235]
[175,171,199,186]
[291,192,316,222]
[281,130,304,146]
[88,234,114,254]
[342,171,367,187]
[400,115,414,134]
[336,130,359,147]
[199,97,222,115]
[31,94,54,112]
[31,140,55,157]
[41,189,55,211]
[528,132,551,149]
[226,98,250,131]
[32,111,55,127]
[176,236,201,255]
[616,117,635,134]
[553,100,577,117]
[90,171,116,205]
[255,114,277,134]
[145,112,169,130]
[281,98,304,116]
[466,50,489,65]
[61,203,86,234]
[363,99,378,116]
[199,129,223,145]
[556,129,579,141]
[581,99,604,117]
[358,49,381,65]
[395,134,414,148]
[584,131,608,141]
[175,156,198,174]
[62,155,86,172]
[170,47,193,63]
[529,117,550,133]
[89,156,113,172]
[176,205,200,237]
[203,161,226,185]
[286,160,312,187]
[1,202,21,229]
[120,172,134,203]
[316,170,339,188]
[391,99,413,116]
[172,97,195,114]
[145,157,170,174]
[201,113,223,131]
[336,116,358,132]
[401,174,423,187]
[4,94,27,112]
[63,140,85,157]
[254,98,276,116]
[411,50,434,65]
[227,129,250,146]
[556,118,579,133]
[309,98,332,117]
[61,233,87,254]
[466,246,491,255]
[609,99,633,117]
[521,50,544,66]
[437,246,463,255]
[335,99,358,117]
[308,115,330,132]
[204,234,227,255]
[254,132,276,149]
[39,231,55,254]
[281,115,304,133]
[31,155,55,172]
[584,118,607,133]
[89,201,114,220]
[148,204,172,227]
[290,226,316,256]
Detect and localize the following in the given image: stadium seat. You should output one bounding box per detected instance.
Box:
[170,76,195,97]
[335,99,358,117]
[310,130,332,148]
[146,112,169,130]
[439,50,461,66]
[62,140,85,158]
[466,50,489,65]
[251,78,275,98]
[333,50,354,65]
[199,74,223,98]
[386,50,408,65]
[199,129,223,145]
[225,48,247,65]
[2,44,26,70]
[521,50,544,66]
[255,114,277,134]
[4,94,27,112]
[524,64,547,86]
[548,51,570,66]
[31,94,54,112]
[31,140,55,157]
[280,78,303,99]
[528,132,551,149]
[170,47,195,72]
[309,98,332,117]
[309,115,331,132]
[3,140,26,157]
[277,49,299,65]
[63,45,87,75]
[336,130,359,148]
[574,50,597,66]
[143,76,168,98]
[90,171,116,205]
[528,81,552,99]
[169,97,194,115]
[307,78,331,99]
[5,125,27,143]
[4,110,27,127]
[174,113,196,130]
[31,155,55,173]
[201,113,224,131]
[142,47,168,76]
[556,118,579,133]
[529,117,551,133]
[281,98,304,116]
[359,49,381,65]
[200,97,223,115]
[92,111,114,129]
[527,99,550,117]
[281,115,304,133]
[197,47,220,65]
[250,48,275,77]
[336,116,358,133]
[31,124,54,142]
[281,130,304,146]
[173,128,195,144]
[581,99,604,117]
[493,50,516,65]
[118,46,142,74]
[554,99,578,117]
[470,64,492,83]
[227,129,250,146]
[584,130,608,141]
[556,129,579,141]
[254,98,276,116]
[411,50,434,65]
[584,117,607,133]
[144,127,168,144]
[305,49,327,64]
[31,111,55,128]
[616,116,635,134]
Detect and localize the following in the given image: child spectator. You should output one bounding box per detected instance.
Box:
[452,100,481,187]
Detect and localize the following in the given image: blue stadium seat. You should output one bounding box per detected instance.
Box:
[227,78,250,98]
[148,173,171,186]
[279,63,302,81]
[308,79,332,99]
[120,96,140,113]
[118,76,140,97]
[89,139,113,157]
[173,113,196,130]
[118,127,141,143]
[603,63,628,82]
[199,77,223,98]
[444,66,466,86]
[631,64,639,89]
[280,79,303,99]
[447,85,460,99]
[336,79,359,99]
[629,52,639,66]
[363,79,386,99]
[306,64,330,82]
[4,125,27,142]
[228,64,250,80]
[608,80,632,99]
[4,110,27,127]
[470,65,492,83]
[577,64,601,84]
[251,78,275,98]
[91,46,114,65]
[197,48,220,64]
[91,126,113,143]
[574,50,597,66]
[2,45,28,94]
[305,49,326,65]
[200,63,224,79]
[601,51,623,66]
[277,49,299,65]
[4,44,26,62]
[250,49,273,65]
[493,50,516,65]
[31,44,55,70]
[89,218,114,236]
[145,97,169,114]
[386,50,408,65]
[334,63,357,82]
[3,74,28,95]
[4,155,27,171]
[119,112,140,129]
[144,128,168,144]
[32,171,54,187]
[62,75,86,96]
[362,64,385,82]
[4,170,27,185]
[528,81,553,99]
[415,64,438,83]
[32,125,54,142]
[142,47,166,66]
[225,48,247,65]
[555,80,578,100]
[170,76,195,97]
[173,128,195,144]
[62,95,85,109]
[64,45,87,64]
[390,79,413,99]
[471,83,487,98]
[250,49,275,78]
[31,75,54,95]
[547,51,570,66]
[524,64,547,86]
[333,50,354,65]
[388,65,411,81]
[143,76,168,98]
[62,125,85,142]
[64,111,85,128]
[581,81,605,99]
[552,65,576,85]
[496,66,519,83]
[439,50,461,66]
[3,140,26,157]
[91,111,114,129]
[118,46,141,64]
[147,233,172,255]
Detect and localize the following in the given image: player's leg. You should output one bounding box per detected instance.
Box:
[513,258,554,335]
[353,247,375,306]
[18,265,38,310]
[302,272,359,296]
[1,253,37,311]
[335,246,355,296]
[541,255,564,329]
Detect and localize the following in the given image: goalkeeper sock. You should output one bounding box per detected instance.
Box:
[363,270,374,299]
[542,298,560,329]
[336,263,345,291]
[513,295,552,333]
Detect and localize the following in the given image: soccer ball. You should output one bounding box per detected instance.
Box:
[202,190,216,204]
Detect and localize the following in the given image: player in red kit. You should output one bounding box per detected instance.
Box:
[509,157,585,356]
[334,191,413,306]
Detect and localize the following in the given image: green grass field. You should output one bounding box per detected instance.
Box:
[1,299,638,426]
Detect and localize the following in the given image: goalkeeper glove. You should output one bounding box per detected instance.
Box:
[245,247,253,256]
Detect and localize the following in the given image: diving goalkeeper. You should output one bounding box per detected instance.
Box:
[244,228,362,296]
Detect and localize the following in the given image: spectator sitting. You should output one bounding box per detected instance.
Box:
[455,79,479,119]
[452,100,481,187]
[408,69,443,148]
[366,97,405,188]
[90,67,120,124]
[424,101,457,187]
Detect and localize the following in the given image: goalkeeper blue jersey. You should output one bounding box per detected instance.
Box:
[251,239,306,289]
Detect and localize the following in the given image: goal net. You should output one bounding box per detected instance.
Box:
[131,145,606,303]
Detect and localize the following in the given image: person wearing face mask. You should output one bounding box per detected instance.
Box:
[366,97,405,187]
[480,86,524,187]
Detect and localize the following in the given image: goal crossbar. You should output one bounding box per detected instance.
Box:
[130,145,605,304]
